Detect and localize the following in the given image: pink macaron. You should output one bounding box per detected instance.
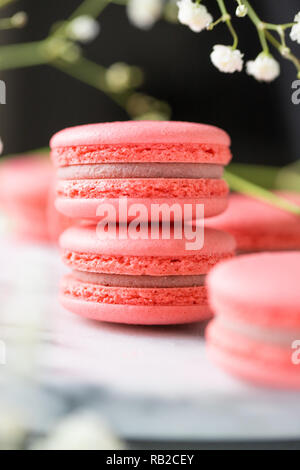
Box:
[50,121,232,222]
[0,155,70,243]
[206,192,300,253]
[59,224,236,325]
[206,252,300,389]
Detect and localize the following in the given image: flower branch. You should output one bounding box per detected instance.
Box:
[0,0,170,120]
[216,0,238,49]
[174,0,300,81]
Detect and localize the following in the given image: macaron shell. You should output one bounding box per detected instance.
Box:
[0,155,52,206]
[56,196,229,221]
[60,224,236,257]
[206,320,300,389]
[0,155,60,243]
[61,250,234,276]
[206,192,300,251]
[57,178,228,200]
[52,143,231,166]
[50,121,231,148]
[61,296,211,325]
[207,252,300,328]
[47,177,72,242]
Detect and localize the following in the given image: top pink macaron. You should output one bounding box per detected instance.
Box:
[50,120,231,166]
[51,121,230,149]
[50,121,232,221]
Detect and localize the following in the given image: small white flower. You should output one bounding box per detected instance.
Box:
[210,45,244,73]
[235,5,247,18]
[177,0,213,33]
[294,12,300,22]
[11,11,28,28]
[127,0,162,30]
[32,413,124,451]
[290,12,300,44]
[246,53,280,82]
[67,15,100,43]
[0,138,3,155]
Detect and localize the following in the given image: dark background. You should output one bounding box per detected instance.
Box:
[0,0,299,166]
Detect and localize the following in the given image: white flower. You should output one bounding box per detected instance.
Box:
[235,5,247,18]
[290,12,300,44]
[246,53,280,82]
[67,15,100,43]
[11,11,28,28]
[177,0,213,33]
[127,0,162,30]
[32,413,124,451]
[0,138,3,155]
[210,45,244,73]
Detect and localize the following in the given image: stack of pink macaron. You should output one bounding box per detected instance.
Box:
[50,120,235,325]
[206,192,300,389]
[0,154,70,243]
[206,252,300,389]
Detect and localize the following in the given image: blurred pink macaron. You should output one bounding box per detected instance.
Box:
[206,192,300,253]
[59,223,236,325]
[206,252,300,389]
[0,154,70,243]
[50,121,232,222]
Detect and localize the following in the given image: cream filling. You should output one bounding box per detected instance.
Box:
[73,271,206,288]
[58,163,223,180]
[217,316,300,347]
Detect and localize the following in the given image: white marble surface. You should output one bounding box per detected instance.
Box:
[1,233,300,442]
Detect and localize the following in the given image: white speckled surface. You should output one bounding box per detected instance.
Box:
[0,231,300,442]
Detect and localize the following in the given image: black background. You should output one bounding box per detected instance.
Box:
[0,0,299,166]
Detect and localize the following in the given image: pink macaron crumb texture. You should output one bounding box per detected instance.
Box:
[57,178,228,199]
[52,143,231,167]
[61,250,234,276]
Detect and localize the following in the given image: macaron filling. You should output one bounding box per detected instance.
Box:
[216,316,300,347]
[57,163,224,180]
[61,274,207,306]
[73,270,206,287]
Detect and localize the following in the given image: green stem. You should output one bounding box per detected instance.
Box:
[265,30,300,74]
[216,0,238,49]
[69,0,111,19]
[0,40,50,70]
[225,170,300,216]
[52,56,129,110]
[0,18,14,29]
[243,0,269,53]
[264,22,295,31]
[208,16,226,31]
[0,0,17,8]
[54,0,110,37]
